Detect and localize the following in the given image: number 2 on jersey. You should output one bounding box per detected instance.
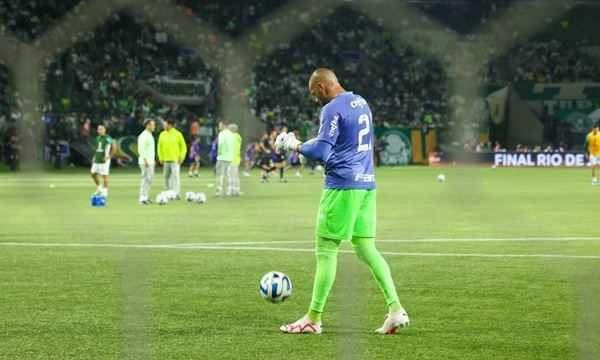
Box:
[357,114,371,152]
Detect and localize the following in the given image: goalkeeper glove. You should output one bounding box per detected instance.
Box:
[275,132,301,152]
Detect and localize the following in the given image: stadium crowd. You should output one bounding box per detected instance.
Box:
[250,6,448,131]
[2,1,600,170]
[43,12,219,133]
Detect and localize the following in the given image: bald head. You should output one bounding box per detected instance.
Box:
[309,68,340,87]
[308,68,345,106]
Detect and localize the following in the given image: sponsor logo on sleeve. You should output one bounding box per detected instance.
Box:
[329,115,339,137]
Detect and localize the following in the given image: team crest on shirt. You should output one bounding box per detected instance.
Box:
[329,115,339,137]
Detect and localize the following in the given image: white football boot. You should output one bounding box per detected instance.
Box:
[375,310,410,335]
[280,315,322,334]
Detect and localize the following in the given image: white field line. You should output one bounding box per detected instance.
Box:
[2,236,600,249]
[2,237,598,248]
[377,237,600,243]
[188,245,600,260]
[0,242,599,260]
[173,236,600,246]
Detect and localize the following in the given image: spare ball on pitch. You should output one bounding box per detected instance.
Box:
[185,191,195,202]
[156,192,168,205]
[259,271,292,303]
[194,192,207,204]
[437,174,446,182]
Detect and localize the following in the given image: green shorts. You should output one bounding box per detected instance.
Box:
[316,189,376,240]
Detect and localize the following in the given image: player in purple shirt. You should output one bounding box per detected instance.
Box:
[276,68,408,335]
[188,136,202,177]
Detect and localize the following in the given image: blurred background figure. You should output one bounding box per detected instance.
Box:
[215,121,233,197]
[188,135,202,178]
[243,142,259,177]
[90,124,112,197]
[158,118,187,199]
[228,123,242,196]
[137,118,156,205]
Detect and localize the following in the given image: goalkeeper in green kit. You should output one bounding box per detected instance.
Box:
[276,68,409,335]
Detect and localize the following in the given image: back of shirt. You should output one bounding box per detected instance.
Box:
[316,91,375,189]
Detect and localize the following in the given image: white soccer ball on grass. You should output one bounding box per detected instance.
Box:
[156,192,168,205]
[437,174,446,182]
[185,191,195,202]
[185,192,207,204]
[164,190,177,201]
[194,192,207,204]
[259,271,293,303]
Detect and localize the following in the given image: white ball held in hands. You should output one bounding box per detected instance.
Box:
[275,132,301,152]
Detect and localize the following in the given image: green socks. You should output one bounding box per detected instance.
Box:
[352,237,401,310]
[308,237,341,316]
[307,236,402,322]
[388,301,403,313]
[307,310,322,323]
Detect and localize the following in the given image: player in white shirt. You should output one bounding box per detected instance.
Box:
[138,119,156,204]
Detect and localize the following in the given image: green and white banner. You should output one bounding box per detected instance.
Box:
[512,82,600,132]
[375,128,412,165]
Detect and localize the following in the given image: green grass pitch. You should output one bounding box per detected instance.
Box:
[1,166,599,360]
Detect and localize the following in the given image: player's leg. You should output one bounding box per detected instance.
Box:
[215,160,225,196]
[194,158,201,176]
[100,161,110,196]
[352,237,403,310]
[91,171,100,188]
[235,165,241,194]
[281,190,354,334]
[308,236,341,321]
[188,161,196,177]
[351,190,409,334]
[139,164,153,203]
[260,166,268,182]
[225,161,232,196]
[230,164,240,195]
[173,163,181,198]
[243,158,251,176]
[164,162,172,191]
[592,157,598,185]
[90,163,103,194]
[279,165,285,182]
[280,235,339,334]
[277,161,287,182]
[260,161,271,182]
[91,173,103,195]
[101,175,109,196]
[139,164,147,201]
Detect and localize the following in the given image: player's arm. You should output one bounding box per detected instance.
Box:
[157,133,164,164]
[107,138,115,161]
[91,137,97,163]
[291,107,339,162]
[298,139,332,162]
[102,138,112,162]
[139,135,149,167]
[178,131,187,164]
